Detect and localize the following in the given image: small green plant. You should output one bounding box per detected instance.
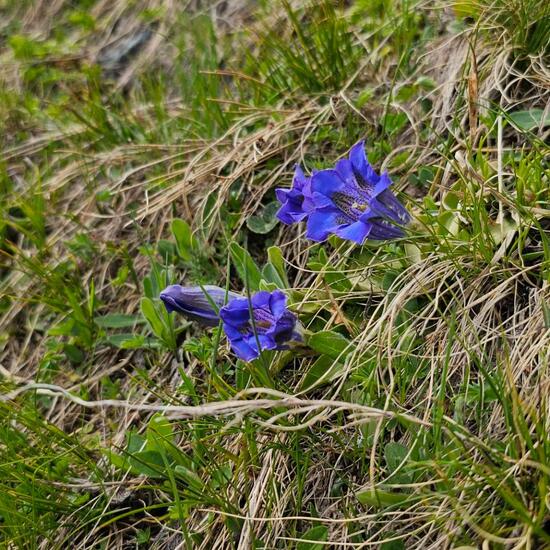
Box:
[0,1,548,548]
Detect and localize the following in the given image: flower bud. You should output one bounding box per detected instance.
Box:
[160,285,240,327]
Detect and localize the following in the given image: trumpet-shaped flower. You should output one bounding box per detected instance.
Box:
[160,285,240,327]
[219,290,301,362]
[275,141,410,244]
[305,141,411,244]
[275,165,314,224]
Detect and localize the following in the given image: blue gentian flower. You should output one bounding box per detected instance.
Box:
[275,165,314,224]
[306,141,411,244]
[219,290,302,362]
[160,285,240,327]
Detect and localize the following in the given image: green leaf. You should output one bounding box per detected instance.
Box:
[395,84,415,102]
[48,318,75,337]
[64,344,84,364]
[143,276,155,300]
[128,450,165,478]
[120,334,154,349]
[140,297,164,337]
[452,0,480,18]
[438,211,459,236]
[380,540,405,550]
[127,432,146,453]
[157,239,178,261]
[488,217,518,245]
[95,313,144,328]
[259,279,278,291]
[67,10,96,30]
[404,243,422,264]
[296,525,328,550]
[300,355,343,391]
[171,219,197,261]
[261,263,285,288]
[542,301,550,329]
[146,414,174,451]
[308,331,353,362]
[356,488,410,508]
[229,242,263,290]
[104,449,130,471]
[384,443,408,473]
[442,191,460,210]
[174,465,204,491]
[383,112,408,134]
[384,443,412,483]
[267,246,289,286]
[103,333,138,347]
[415,75,436,90]
[324,268,352,292]
[356,87,375,108]
[508,109,550,131]
[246,201,279,234]
[136,528,151,545]
[309,249,352,291]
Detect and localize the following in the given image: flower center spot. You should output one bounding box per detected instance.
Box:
[352,201,367,212]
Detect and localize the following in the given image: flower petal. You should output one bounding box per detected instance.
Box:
[275,188,290,203]
[335,158,356,186]
[310,191,335,209]
[349,140,380,187]
[311,169,346,198]
[245,333,277,352]
[368,219,406,240]
[305,208,344,242]
[376,189,411,224]
[222,322,245,342]
[229,337,259,362]
[293,164,308,191]
[269,290,288,318]
[275,165,313,224]
[276,201,308,224]
[220,298,251,327]
[269,311,296,344]
[251,291,271,309]
[334,220,371,244]
[372,171,393,196]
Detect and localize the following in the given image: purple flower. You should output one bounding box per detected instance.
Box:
[160,285,240,327]
[305,141,411,244]
[275,165,314,224]
[219,290,302,362]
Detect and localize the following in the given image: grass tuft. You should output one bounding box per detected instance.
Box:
[0,0,548,548]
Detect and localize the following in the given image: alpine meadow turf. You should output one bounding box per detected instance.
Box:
[0,1,549,548]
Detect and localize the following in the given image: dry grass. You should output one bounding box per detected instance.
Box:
[0,0,548,548]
